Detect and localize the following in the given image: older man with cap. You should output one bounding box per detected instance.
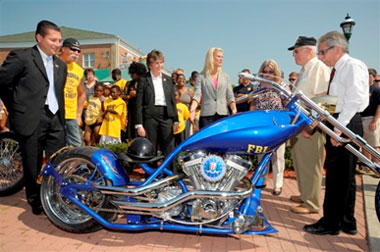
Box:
[59,38,85,147]
[304,31,368,235]
[288,36,330,214]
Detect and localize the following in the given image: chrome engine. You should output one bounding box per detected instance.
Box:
[108,152,254,225]
[174,152,253,222]
[179,152,253,191]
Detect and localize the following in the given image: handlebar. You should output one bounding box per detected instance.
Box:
[239,72,380,176]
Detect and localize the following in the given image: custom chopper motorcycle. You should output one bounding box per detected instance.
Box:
[39,73,380,235]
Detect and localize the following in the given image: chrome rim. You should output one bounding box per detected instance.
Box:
[43,157,107,225]
[0,137,23,190]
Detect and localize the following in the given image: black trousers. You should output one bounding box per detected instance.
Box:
[322,113,362,230]
[199,114,227,129]
[18,106,65,208]
[174,130,185,146]
[143,106,175,157]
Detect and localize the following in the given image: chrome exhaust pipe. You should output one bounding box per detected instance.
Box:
[112,186,253,212]
[95,175,179,196]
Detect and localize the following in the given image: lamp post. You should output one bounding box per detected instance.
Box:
[340,13,356,42]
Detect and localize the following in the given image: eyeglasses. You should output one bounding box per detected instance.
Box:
[262,70,274,74]
[289,78,296,82]
[317,46,334,56]
[70,47,81,53]
[375,80,380,83]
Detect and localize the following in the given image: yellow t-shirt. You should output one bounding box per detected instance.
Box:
[1,102,6,112]
[99,97,127,138]
[114,79,127,91]
[64,62,83,119]
[84,95,103,125]
[174,102,190,134]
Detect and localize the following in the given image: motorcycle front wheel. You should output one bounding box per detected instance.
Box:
[376,181,380,222]
[0,131,24,196]
[41,147,116,233]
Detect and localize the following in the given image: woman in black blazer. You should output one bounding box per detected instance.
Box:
[135,50,179,158]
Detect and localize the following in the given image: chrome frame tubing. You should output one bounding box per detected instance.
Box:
[239,72,380,175]
[297,92,380,174]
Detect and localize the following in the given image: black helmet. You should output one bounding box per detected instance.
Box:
[126,137,155,160]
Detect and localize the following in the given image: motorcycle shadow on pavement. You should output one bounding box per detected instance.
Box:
[2,190,260,250]
[0,178,369,251]
[257,176,368,252]
[0,188,28,210]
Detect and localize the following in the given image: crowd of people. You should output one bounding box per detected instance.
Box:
[1,20,379,237]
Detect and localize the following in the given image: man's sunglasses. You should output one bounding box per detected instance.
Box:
[70,47,81,53]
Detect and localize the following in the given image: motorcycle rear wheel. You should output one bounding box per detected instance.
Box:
[41,147,116,233]
[0,131,24,196]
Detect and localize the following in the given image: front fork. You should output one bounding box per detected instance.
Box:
[232,152,277,233]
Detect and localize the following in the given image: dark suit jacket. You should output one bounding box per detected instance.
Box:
[135,72,178,125]
[0,45,67,136]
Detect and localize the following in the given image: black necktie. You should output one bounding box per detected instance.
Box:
[327,68,336,95]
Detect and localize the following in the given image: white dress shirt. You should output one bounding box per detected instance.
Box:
[135,72,167,129]
[36,45,49,68]
[36,45,56,107]
[151,71,167,106]
[296,57,330,98]
[329,53,369,127]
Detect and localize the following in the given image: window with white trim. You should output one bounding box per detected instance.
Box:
[83,53,95,68]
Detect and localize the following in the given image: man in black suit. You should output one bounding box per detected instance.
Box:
[135,50,179,158]
[0,20,67,215]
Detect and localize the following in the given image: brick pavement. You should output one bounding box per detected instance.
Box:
[0,175,369,252]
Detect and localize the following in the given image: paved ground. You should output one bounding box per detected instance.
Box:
[363,175,380,251]
[0,174,377,252]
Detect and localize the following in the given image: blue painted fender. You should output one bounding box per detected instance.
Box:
[90,148,129,186]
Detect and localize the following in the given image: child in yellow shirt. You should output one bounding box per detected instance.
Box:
[174,90,190,146]
[84,83,104,146]
[0,99,8,132]
[99,85,127,144]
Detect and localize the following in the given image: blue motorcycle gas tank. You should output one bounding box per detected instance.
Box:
[180,110,301,155]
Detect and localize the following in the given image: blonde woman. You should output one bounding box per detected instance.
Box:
[190,47,236,129]
[250,59,286,196]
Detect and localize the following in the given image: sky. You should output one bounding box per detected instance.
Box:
[0,0,379,84]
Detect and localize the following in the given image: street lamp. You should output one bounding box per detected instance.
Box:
[340,13,356,42]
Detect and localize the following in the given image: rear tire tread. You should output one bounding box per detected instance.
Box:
[41,146,115,233]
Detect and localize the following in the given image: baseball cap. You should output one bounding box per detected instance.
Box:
[62,38,80,48]
[288,36,316,51]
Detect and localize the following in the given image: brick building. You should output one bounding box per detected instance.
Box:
[0,26,170,81]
